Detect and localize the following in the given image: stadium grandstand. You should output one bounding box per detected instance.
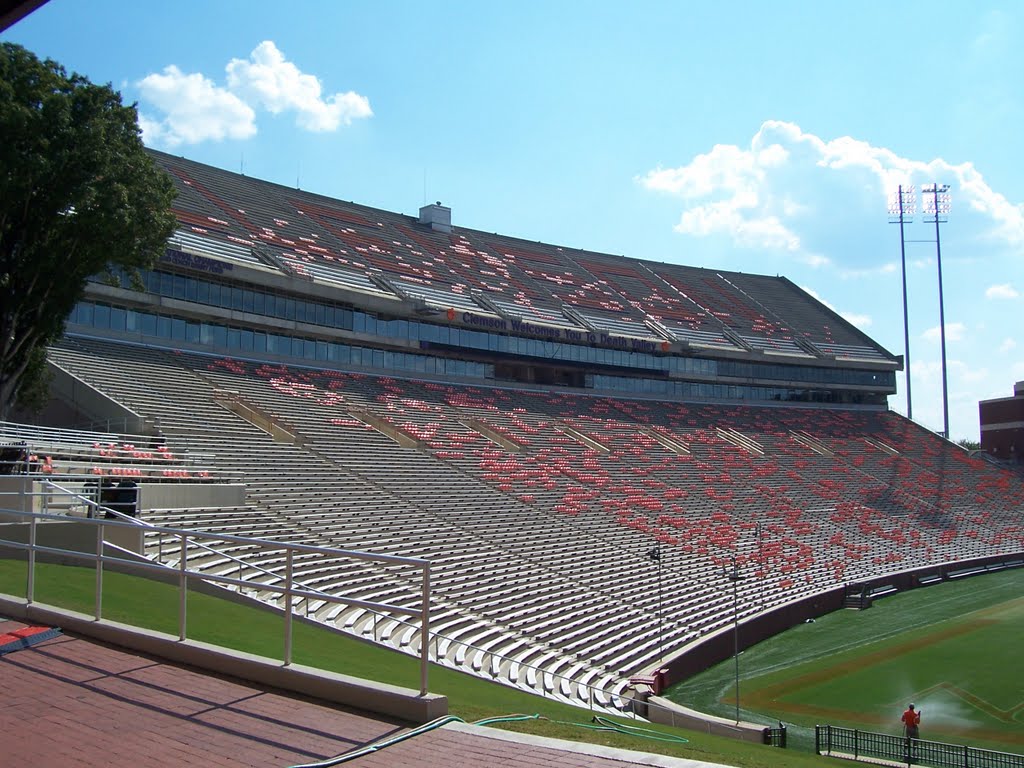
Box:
[5,149,1023,716]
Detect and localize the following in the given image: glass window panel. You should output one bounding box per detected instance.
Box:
[75,302,94,326]
[172,274,187,300]
[108,307,125,331]
[152,315,168,339]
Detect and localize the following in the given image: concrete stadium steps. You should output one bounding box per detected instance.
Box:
[43,336,1024,710]
[46,342,650,705]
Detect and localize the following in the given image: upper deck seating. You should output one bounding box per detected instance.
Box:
[148,151,900,365]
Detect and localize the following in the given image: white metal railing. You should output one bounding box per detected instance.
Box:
[1,481,636,712]
[0,420,215,477]
[0,505,432,695]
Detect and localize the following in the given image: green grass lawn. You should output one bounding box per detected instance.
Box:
[0,557,838,768]
[665,568,1024,754]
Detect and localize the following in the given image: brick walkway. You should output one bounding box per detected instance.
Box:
[0,618,733,768]
[0,619,406,767]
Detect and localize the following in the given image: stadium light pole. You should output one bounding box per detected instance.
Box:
[888,185,917,421]
[923,184,952,439]
[648,546,664,663]
[723,554,744,723]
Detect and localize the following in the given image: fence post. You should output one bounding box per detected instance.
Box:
[420,562,430,696]
[178,533,187,641]
[283,548,293,666]
[95,523,104,620]
[27,513,37,603]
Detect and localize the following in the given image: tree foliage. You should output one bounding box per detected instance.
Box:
[0,43,176,420]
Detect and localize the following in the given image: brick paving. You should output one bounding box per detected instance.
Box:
[0,618,733,768]
[0,619,406,767]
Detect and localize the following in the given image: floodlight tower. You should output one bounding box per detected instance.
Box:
[888,185,917,420]
[722,555,745,723]
[923,184,951,439]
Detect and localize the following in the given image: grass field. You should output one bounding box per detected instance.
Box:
[665,567,1024,755]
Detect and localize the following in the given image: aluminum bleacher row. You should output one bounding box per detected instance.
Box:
[152,149,885,360]
[41,336,1024,706]
[0,421,215,482]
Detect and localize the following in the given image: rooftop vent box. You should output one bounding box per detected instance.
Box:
[418,202,451,233]
[1015,381,1024,396]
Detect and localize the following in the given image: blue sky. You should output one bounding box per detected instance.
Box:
[5,1,1022,442]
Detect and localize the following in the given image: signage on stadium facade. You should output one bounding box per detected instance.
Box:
[453,310,671,354]
[162,249,234,275]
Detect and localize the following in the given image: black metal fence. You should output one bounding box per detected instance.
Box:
[816,725,1024,768]
[763,723,787,748]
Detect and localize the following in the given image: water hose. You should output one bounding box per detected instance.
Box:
[287,712,686,767]
[287,715,467,767]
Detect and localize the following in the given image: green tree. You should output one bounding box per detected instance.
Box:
[0,43,176,421]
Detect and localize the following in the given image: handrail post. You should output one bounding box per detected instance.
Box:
[27,512,37,603]
[420,562,430,696]
[95,523,104,620]
[178,533,187,641]
[283,548,293,666]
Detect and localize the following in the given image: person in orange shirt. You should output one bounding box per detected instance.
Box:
[902,703,921,760]
[901,703,921,738]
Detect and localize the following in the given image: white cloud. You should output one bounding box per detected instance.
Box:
[136,41,371,147]
[840,262,898,279]
[799,285,871,329]
[137,65,256,147]
[999,338,1017,353]
[922,322,966,343]
[985,283,1019,299]
[641,136,803,252]
[226,41,372,132]
[956,362,988,384]
[840,312,872,330]
[639,120,1024,260]
[802,252,831,268]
